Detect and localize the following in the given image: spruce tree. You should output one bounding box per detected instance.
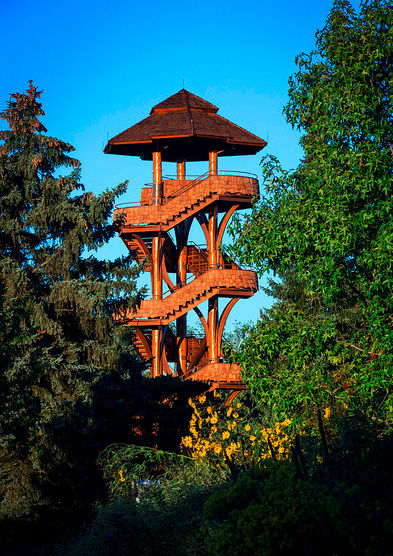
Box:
[0,82,143,528]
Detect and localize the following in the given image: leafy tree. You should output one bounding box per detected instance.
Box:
[0,82,143,529]
[226,0,393,426]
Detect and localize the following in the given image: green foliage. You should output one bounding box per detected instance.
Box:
[55,455,225,556]
[225,272,385,427]
[205,419,393,556]
[205,462,340,556]
[56,412,393,556]
[0,83,144,530]
[226,0,393,426]
[98,443,191,498]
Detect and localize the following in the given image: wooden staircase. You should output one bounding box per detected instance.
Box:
[116,171,259,386]
[113,174,258,232]
[119,268,257,326]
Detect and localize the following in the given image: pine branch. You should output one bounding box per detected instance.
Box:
[31,245,64,273]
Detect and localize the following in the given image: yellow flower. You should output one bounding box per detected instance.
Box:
[278,446,285,454]
[237,403,242,409]
[316,454,323,463]
[227,407,233,417]
[211,426,217,434]
[245,424,251,432]
[222,431,230,440]
[214,444,222,454]
[210,414,218,425]
[206,406,212,414]
[282,418,292,427]
[182,436,193,448]
[198,395,206,404]
[233,412,239,419]
[324,407,331,419]
[249,435,256,442]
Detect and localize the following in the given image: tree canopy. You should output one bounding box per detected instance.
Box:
[226,0,393,426]
[0,82,144,523]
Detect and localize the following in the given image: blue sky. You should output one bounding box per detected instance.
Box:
[1,0,360,329]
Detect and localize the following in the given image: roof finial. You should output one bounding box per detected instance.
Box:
[182,77,185,89]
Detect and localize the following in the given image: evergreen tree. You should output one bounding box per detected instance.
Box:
[0,82,143,529]
[226,0,393,425]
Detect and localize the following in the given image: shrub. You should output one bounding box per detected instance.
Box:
[180,393,295,471]
[55,445,226,556]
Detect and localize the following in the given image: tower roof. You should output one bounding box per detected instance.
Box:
[104,89,267,162]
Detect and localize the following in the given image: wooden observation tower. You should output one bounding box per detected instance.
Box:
[105,89,266,391]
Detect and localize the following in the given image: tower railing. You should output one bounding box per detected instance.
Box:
[114,170,258,209]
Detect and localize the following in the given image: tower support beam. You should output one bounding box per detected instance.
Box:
[208,295,219,363]
[209,151,218,176]
[153,151,162,204]
[208,205,218,269]
[177,160,185,180]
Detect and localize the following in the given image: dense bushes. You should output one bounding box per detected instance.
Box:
[54,409,393,555]
[55,458,225,556]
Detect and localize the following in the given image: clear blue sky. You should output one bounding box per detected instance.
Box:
[1,0,360,329]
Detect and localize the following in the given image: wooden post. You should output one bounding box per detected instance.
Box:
[208,205,218,269]
[208,296,218,363]
[152,236,162,300]
[151,328,161,378]
[209,151,217,176]
[151,234,162,377]
[153,151,162,204]
[177,227,187,375]
[177,160,186,180]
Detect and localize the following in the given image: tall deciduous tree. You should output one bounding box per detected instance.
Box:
[0,83,143,525]
[226,0,393,425]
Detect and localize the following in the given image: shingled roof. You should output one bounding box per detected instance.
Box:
[104,89,267,162]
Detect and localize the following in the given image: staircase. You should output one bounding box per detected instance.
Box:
[119,268,257,326]
[116,170,259,386]
[113,174,258,231]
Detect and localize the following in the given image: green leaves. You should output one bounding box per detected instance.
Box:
[0,83,144,522]
[225,0,393,429]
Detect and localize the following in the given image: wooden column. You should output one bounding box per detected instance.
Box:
[208,296,218,363]
[177,160,185,180]
[177,227,187,375]
[152,236,162,300]
[151,233,162,377]
[153,151,162,205]
[208,205,218,269]
[151,327,161,378]
[209,151,217,176]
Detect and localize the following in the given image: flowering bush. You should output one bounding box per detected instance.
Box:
[180,394,295,469]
